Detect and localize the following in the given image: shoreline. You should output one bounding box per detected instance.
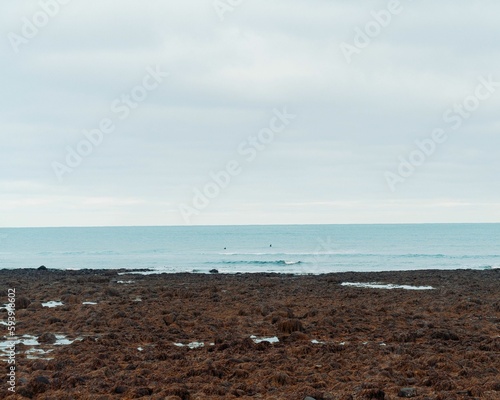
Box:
[1,268,499,399]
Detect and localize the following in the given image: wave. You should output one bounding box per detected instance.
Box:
[207,260,303,266]
[216,252,500,259]
[216,251,358,256]
[481,265,500,270]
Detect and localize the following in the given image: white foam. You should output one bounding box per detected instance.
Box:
[82,302,98,305]
[117,280,135,284]
[250,335,279,344]
[311,339,325,344]
[42,301,64,308]
[341,282,434,290]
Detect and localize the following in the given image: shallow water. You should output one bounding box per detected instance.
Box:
[341,282,434,290]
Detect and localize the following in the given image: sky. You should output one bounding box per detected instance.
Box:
[1,0,500,227]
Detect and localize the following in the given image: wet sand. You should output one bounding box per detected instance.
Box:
[1,268,499,399]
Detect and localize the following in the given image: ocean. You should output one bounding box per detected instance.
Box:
[0,224,499,274]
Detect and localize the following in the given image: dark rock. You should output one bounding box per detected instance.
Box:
[31,361,47,371]
[38,333,57,344]
[38,265,47,270]
[277,318,304,333]
[398,388,417,398]
[15,342,28,352]
[16,297,31,309]
[34,376,50,385]
[165,385,190,399]
[29,375,50,395]
[17,387,34,398]
[114,385,127,394]
[364,389,385,399]
[134,387,153,397]
[209,269,219,274]
[163,313,177,326]
[61,294,80,304]
[105,287,121,297]
[283,331,309,342]
[430,330,459,341]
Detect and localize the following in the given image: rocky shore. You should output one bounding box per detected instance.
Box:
[1,268,499,399]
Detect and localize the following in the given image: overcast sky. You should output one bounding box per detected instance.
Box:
[1,0,500,227]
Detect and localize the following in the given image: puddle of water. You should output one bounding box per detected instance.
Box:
[117,281,134,284]
[250,335,279,344]
[26,348,54,360]
[82,302,98,305]
[311,339,325,344]
[54,335,76,345]
[341,282,434,290]
[19,335,40,346]
[173,342,205,349]
[0,334,81,360]
[117,271,159,276]
[188,342,204,349]
[42,301,64,308]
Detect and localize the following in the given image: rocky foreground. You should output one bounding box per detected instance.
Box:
[1,268,499,400]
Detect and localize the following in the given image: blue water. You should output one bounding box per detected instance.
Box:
[0,224,499,274]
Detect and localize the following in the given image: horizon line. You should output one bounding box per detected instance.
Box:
[1,221,499,229]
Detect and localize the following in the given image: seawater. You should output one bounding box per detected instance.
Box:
[0,224,499,274]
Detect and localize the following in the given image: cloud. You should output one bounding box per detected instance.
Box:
[0,0,499,226]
